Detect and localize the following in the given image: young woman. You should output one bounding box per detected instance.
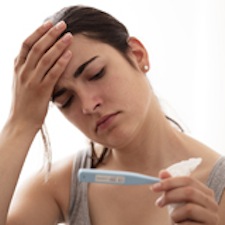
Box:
[0,5,224,225]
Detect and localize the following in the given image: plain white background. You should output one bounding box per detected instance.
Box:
[0,0,225,184]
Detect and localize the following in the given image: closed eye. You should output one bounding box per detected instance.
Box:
[90,67,105,81]
[61,95,74,108]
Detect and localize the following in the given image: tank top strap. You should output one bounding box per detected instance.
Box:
[68,148,92,225]
[206,156,225,203]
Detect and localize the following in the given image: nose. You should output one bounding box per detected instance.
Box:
[81,91,102,114]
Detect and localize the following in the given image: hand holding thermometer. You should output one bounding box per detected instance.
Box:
[78,169,160,185]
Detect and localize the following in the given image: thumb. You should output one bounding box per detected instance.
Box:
[159,170,172,179]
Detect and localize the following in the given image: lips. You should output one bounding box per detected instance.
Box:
[96,112,119,132]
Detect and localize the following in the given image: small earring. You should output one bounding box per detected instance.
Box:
[143,65,149,72]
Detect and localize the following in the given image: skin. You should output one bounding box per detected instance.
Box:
[0,20,224,225]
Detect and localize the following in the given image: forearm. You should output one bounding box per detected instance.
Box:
[0,119,38,225]
[0,19,72,224]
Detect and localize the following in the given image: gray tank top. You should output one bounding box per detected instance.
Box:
[68,149,225,225]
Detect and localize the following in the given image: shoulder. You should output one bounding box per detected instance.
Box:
[8,154,75,224]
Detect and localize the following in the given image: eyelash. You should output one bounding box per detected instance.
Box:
[61,96,74,109]
[90,67,105,81]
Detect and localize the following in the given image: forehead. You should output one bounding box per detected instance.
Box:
[53,34,120,89]
[61,34,127,78]
[68,34,113,65]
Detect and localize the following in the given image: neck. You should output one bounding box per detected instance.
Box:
[107,98,190,176]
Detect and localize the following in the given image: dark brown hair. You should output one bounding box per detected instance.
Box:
[47,5,135,68]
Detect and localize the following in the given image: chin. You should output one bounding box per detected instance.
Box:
[105,131,137,150]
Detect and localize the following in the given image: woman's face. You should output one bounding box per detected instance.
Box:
[53,34,152,149]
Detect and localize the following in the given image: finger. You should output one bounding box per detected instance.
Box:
[171,203,219,224]
[159,170,172,179]
[152,176,213,197]
[42,50,72,90]
[149,170,171,191]
[155,185,218,212]
[34,32,73,82]
[25,21,67,70]
[16,21,53,66]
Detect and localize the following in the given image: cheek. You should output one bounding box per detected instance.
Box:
[60,107,82,127]
[123,80,152,116]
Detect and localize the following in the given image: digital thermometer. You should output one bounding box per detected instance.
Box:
[78,169,160,185]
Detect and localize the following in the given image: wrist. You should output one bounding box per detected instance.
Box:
[3,116,41,138]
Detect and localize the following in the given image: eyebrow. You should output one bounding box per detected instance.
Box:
[74,55,99,78]
[52,56,99,101]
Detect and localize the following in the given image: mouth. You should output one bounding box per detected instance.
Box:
[95,112,120,132]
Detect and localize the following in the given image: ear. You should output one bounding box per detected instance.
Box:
[127,37,150,73]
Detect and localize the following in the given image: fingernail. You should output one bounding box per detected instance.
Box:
[155,195,164,207]
[43,20,52,28]
[62,33,72,43]
[55,21,66,30]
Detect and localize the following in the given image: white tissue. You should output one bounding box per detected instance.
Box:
[166,158,202,177]
[165,158,202,215]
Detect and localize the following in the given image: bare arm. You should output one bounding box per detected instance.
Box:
[7,156,73,225]
[0,120,38,225]
[0,20,72,225]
